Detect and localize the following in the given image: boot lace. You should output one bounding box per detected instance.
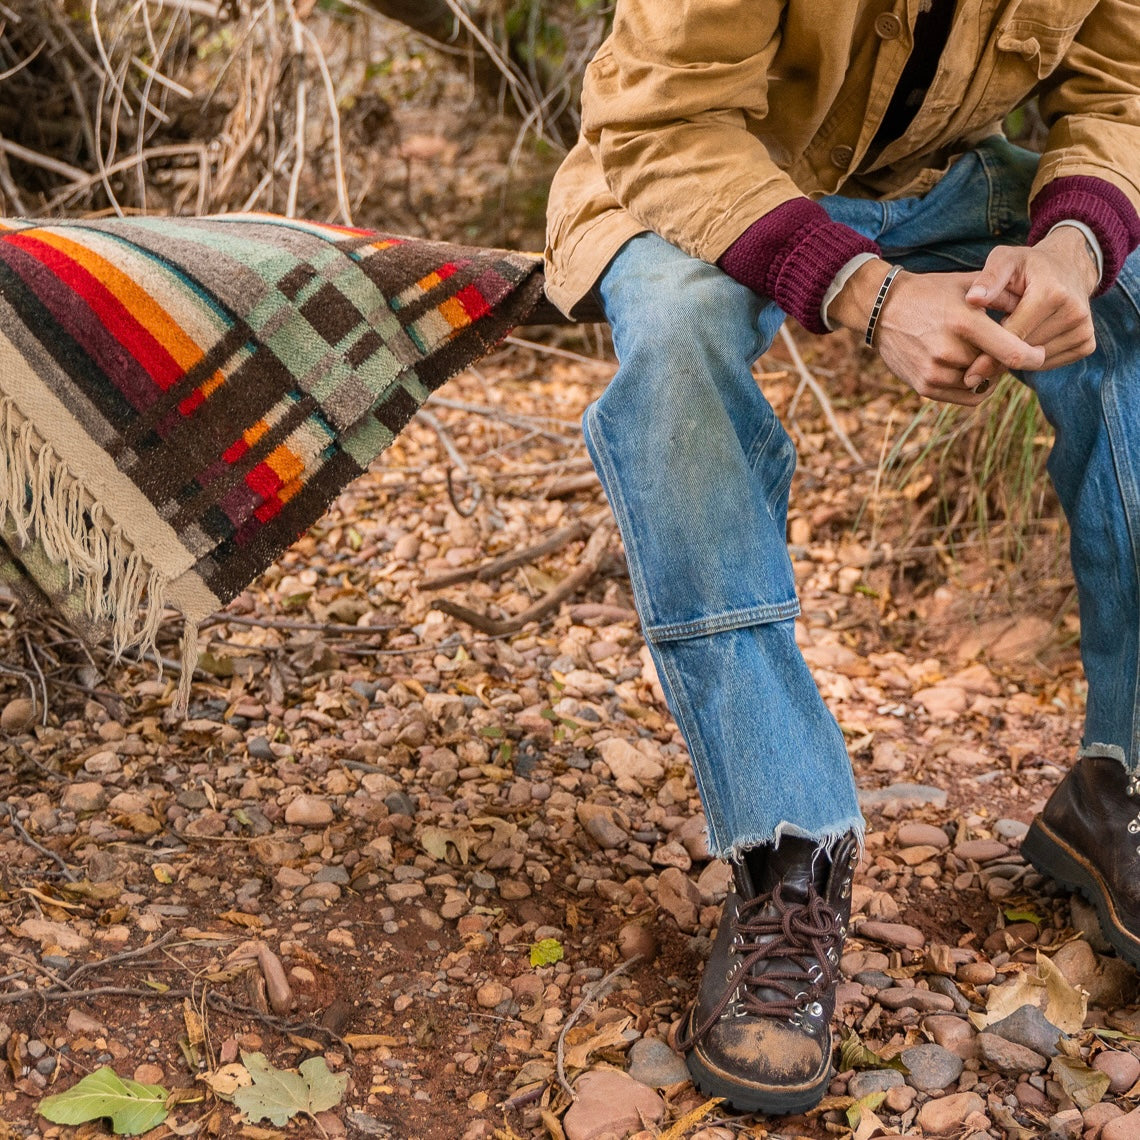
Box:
[678,884,842,1051]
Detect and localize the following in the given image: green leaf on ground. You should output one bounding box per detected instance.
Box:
[232,1052,347,1126]
[1003,907,1044,925]
[38,1066,169,1136]
[530,937,564,967]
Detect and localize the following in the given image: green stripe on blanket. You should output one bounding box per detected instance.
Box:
[0,214,545,707]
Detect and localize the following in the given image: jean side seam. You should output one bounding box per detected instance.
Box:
[644,599,802,644]
[977,142,1004,237]
[1098,330,1140,769]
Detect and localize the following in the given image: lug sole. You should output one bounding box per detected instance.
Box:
[683,1020,830,1115]
[1022,817,1140,970]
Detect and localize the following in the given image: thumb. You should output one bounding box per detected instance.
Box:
[966,256,1018,307]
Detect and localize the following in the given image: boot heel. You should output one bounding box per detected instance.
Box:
[1023,817,1140,970]
[1021,819,1088,896]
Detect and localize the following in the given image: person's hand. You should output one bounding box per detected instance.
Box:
[961,226,1100,389]
[829,259,1044,406]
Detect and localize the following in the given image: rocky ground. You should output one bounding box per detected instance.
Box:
[0,328,1136,1140]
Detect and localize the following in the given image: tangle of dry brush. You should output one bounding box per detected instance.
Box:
[0,0,386,221]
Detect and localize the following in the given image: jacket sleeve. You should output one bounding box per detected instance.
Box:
[1033,0,1140,214]
[580,0,806,263]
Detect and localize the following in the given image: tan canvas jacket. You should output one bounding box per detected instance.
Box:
[544,0,1140,317]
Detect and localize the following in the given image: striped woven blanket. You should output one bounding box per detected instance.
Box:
[0,214,545,706]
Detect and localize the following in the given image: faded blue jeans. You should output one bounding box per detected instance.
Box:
[585,135,1140,859]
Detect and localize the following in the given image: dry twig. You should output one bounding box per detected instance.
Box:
[555,954,643,1100]
[779,325,864,465]
[433,519,613,635]
[420,518,592,590]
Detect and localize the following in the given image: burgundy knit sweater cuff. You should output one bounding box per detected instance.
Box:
[1028,176,1140,296]
[718,198,881,334]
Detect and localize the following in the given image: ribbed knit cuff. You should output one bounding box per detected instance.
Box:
[718,199,881,334]
[1029,176,1140,296]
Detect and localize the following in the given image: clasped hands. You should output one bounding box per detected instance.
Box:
[830,226,1100,407]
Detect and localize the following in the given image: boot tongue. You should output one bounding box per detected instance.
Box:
[745,836,824,902]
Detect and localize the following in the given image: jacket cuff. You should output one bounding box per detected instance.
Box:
[718,199,880,334]
[1029,176,1140,296]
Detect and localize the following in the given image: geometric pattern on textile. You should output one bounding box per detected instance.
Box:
[0,214,545,699]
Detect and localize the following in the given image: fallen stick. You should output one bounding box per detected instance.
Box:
[555,953,643,1100]
[198,613,400,635]
[544,472,601,499]
[420,518,590,591]
[778,324,864,465]
[432,521,614,636]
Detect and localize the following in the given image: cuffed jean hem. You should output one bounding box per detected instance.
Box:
[1079,742,1129,766]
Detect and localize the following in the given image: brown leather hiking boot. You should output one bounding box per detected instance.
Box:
[677,833,858,1114]
[1023,756,1140,969]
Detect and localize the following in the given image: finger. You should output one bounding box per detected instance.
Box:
[1036,329,1098,370]
[999,278,1092,344]
[917,383,989,408]
[966,251,1021,307]
[958,309,1045,371]
[966,284,1021,313]
[1007,306,1092,350]
[963,352,1001,390]
[1040,342,1098,369]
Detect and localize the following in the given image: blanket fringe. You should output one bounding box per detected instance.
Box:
[0,395,184,699]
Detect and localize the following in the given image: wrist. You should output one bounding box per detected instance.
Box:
[1029,176,1140,295]
[718,201,880,334]
[1035,225,1100,296]
[827,258,895,333]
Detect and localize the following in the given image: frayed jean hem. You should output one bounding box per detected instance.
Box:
[713,814,866,864]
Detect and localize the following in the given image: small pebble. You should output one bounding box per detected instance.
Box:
[900,1043,964,1091]
[848,1069,905,1098]
[626,1038,689,1089]
[915,1091,985,1135]
[896,822,950,849]
[976,1031,1048,1075]
[0,697,35,734]
[284,795,334,827]
[856,920,925,949]
[1093,1050,1140,1095]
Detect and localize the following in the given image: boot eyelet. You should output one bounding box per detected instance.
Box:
[808,964,824,983]
[807,1001,824,1018]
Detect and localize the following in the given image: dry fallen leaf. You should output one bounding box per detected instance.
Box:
[199,1063,253,1101]
[970,950,1087,1035]
[563,1016,633,1069]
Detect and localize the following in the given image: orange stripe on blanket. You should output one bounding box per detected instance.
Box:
[30,230,205,372]
[266,444,304,485]
[438,296,472,330]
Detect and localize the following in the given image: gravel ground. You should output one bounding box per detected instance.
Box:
[0,334,1133,1140]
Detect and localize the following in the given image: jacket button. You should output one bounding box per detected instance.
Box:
[874,12,903,38]
[830,144,854,168]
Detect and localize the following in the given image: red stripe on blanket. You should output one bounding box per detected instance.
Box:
[2,233,184,392]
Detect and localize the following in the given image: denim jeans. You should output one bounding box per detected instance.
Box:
[585,135,1140,859]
